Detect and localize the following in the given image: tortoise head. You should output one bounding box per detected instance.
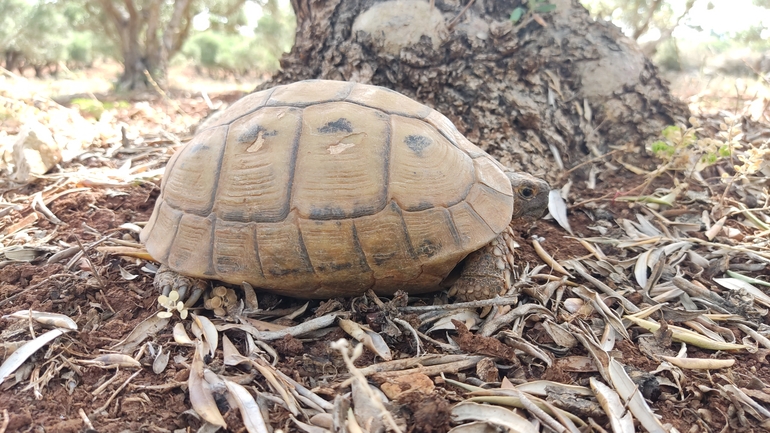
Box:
[505,171,550,224]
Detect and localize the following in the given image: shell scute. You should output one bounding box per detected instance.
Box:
[213,106,302,222]
[291,102,390,219]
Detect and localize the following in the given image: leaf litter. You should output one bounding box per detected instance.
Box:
[1,72,770,432]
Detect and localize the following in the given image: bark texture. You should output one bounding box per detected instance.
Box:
[263,0,689,183]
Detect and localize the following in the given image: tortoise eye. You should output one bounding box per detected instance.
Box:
[520,187,535,199]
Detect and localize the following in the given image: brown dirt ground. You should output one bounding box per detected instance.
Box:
[2,70,769,432]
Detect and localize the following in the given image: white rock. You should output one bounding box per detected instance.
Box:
[10,120,61,182]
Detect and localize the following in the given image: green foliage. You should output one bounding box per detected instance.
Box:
[582,0,682,39]
[71,98,129,120]
[183,31,284,76]
[0,0,70,71]
[510,0,557,23]
[0,0,295,80]
[653,39,681,71]
[253,2,295,56]
[182,1,295,76]
[67,33,94,67]
[650,117,735,179]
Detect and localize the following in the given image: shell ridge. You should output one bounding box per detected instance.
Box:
[293,215,316,277]
[444,207,464,248]
[467,183,513,233]
[204,214,217,276]
[350,222,374,274]
[141,199,162,244]
[159,203,183,263]
[392,202,418,259]
[427,113,459,148]
[198,126,231,217]
[283,107,305,222]
[382,113,393,214]
[267,80,355,108]
[214,86,279,130]
[251,222,264,279]
[339,99,426,119]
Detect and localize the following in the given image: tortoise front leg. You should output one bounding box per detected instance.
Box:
[448,229,516,302]
[154,265,207,307]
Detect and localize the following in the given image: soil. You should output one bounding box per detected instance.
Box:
[1,66,769,433]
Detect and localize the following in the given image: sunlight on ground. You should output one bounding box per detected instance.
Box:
[0,61,259,100]
[2,60,765,126]
[666,71,770,120]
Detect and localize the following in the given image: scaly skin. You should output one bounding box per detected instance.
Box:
[449,171,550,301]
[155,265,207,307]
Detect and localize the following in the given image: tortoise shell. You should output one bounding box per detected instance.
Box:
[140,80,514,298]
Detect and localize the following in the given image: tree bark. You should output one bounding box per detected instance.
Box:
[263,0,689,183]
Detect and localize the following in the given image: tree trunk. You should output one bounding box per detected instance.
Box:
[263,0,689,183]
[98,0,194,91]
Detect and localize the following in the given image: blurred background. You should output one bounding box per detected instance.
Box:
[0,0,768,115]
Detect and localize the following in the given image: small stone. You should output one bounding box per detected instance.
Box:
[10,121,62,182]
[476,357,499,383]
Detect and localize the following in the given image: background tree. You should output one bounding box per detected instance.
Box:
[265,0,689,183]
[583,0,697,56]
[0,0,70,76]
[583,0,770,72]
[183,1,295,77]
[71,0,287,90]
[82,0,201,90]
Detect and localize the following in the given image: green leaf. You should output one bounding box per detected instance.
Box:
[718,145,731,157]
[661,125,680,140]
[701,153,719,165]
[510,7,525,23]
[534,3,557,13]
[651,141,674,155]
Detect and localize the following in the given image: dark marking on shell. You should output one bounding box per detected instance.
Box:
[404,200,434,212]
[317,262,354,272]
[237,125,277,144]
[353,203,381,218]
[267,266,312,277]
[307,203,383,220]
[216,256,240,269]
[187,143,211,154]
[371,251,397,266]
[415,239,441,258]
[404,134,432,155]
[308,206,347,220]
[222,210,249,223]
[318,118,353,134]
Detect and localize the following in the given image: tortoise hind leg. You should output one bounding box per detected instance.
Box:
[154,265,207,307]
[448,231,514,302]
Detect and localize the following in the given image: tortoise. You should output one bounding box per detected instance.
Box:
[140,80,549,305]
